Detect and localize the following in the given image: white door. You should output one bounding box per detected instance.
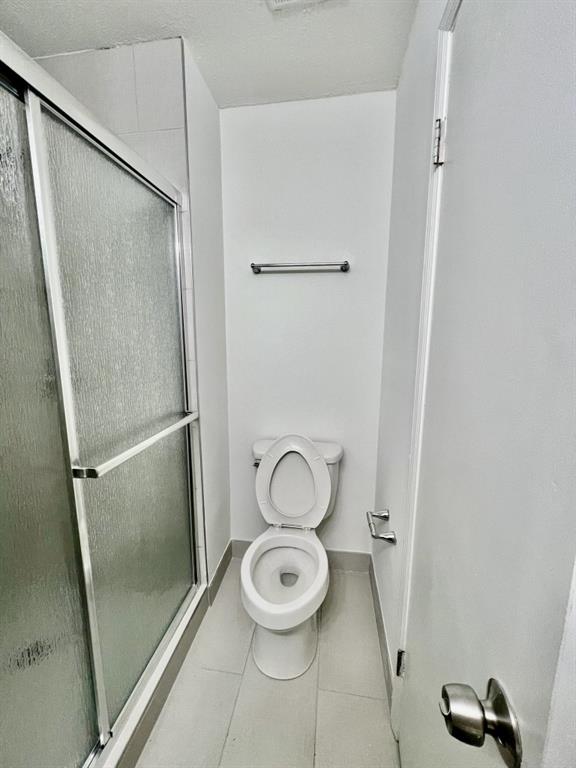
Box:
[398,2,576,768]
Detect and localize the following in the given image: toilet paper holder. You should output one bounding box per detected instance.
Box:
[366,510,397,544]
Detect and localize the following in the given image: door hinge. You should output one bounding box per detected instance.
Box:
[433,117,446,167]
[396,649,406,677]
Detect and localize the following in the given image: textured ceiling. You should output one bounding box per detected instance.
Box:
[0,0,416,107]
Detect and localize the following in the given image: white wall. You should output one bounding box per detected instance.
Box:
[221,92,395,552]
[182,40,230,578]
[40,39,188,192]
[371,0,445,679]
[39,39,230,580]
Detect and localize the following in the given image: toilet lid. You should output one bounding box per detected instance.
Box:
[255,434,331,528]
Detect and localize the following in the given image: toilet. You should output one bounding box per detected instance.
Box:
[240,434,343,680]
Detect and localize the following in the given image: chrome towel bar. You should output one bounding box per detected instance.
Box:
[366,510,397,544]
[72,412,198,479]
[250,261,350,274]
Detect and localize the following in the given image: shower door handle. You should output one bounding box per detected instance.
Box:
[72,412,198,478]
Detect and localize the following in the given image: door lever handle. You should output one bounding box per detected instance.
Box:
[366,511,397,544]
[439,678,522,768]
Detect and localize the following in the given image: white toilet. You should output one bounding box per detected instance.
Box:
[240,434,343,680]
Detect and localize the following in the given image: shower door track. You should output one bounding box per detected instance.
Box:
[0,31,208,768]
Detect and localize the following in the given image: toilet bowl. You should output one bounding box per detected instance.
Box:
[240,434,343,679]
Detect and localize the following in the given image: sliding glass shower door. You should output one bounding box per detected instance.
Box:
[0,84,98,768]
[40,108,195,724]
[1,70,197,767]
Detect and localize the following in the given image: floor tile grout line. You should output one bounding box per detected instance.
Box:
[242,624,256,674]
[312,623,321,768]
[197,664,243,676]
[215,664,245,768]
[215,592,254,766]
[317,685,388,703]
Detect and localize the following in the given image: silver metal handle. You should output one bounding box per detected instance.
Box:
[251,261,350,274]
[72,412,198,479]
[366,510,397,544]
[440,679,522,768]
[369,509,390,521]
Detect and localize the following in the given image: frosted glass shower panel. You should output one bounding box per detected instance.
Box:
[41,108,194,721]
[82,430,193,721]
[43,109,185,466]
[0,88,98,766]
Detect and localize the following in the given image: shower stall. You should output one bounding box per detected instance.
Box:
[0,36,205,768]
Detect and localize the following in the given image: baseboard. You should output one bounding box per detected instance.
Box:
[231,539,250,558]
[208,540,232,603]
[369,558,393,707]
[327,549,370,572]
[231,539,369,572]
[117,589,209,768]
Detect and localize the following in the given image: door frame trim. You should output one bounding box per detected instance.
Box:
[391,0,464,729]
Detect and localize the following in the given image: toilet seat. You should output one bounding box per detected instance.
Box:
[255,434,331,529]
[241,527,329,631]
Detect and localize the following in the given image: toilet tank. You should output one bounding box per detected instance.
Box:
[252,438,343,519]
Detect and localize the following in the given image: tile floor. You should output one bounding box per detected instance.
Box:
[137,559,399,768]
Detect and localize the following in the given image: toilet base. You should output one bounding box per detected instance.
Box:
[252,613,318,680]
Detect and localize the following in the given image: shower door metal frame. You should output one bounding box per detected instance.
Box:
[0,31,208,766]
